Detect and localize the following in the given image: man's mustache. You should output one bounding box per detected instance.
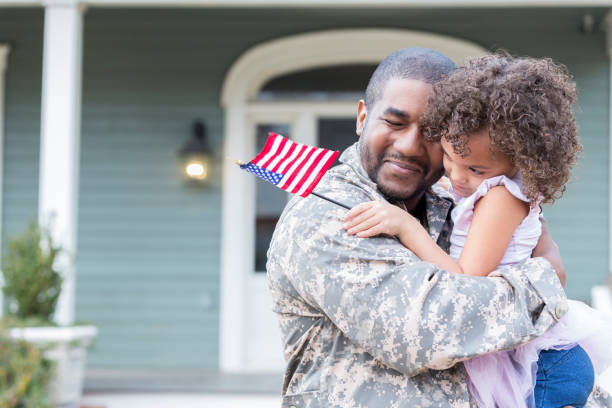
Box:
[379,153,429,175]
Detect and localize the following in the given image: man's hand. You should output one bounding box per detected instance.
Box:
[532,218,566,287]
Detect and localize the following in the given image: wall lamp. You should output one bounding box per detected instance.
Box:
[179,120,213,184]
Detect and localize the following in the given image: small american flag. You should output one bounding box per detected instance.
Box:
[239,133,339,197]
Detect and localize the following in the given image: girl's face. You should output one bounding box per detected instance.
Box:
[441,127,515,198]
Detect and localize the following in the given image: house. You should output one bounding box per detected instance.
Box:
[0,0,610,389]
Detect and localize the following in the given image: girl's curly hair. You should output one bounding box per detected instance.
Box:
[422,54,582,204]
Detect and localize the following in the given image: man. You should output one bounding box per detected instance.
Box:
[266,48,611,407]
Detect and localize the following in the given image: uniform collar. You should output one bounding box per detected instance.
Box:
[339,142,452,241]
[338,142,379,191]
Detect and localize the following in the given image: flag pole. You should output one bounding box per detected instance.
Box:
[228,156,245,167]
[311,191,351,210]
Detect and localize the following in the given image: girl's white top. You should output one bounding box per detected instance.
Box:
[449,174,541,265]
[447,174,612,408]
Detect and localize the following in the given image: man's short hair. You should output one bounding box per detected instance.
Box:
[364,48,456,108]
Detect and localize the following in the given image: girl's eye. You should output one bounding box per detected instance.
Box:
[469,168,484,175]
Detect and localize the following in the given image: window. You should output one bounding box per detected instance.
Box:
[257,64,377,101]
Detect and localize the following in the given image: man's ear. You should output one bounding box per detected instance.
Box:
[356,99,367,137]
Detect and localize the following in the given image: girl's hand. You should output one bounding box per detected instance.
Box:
[343,201,418,239]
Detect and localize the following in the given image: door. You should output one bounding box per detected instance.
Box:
[244,121,291,371]
[243,110,356,371]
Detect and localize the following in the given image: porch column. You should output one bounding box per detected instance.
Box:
[39,0,86,325]
[0,44,10,318]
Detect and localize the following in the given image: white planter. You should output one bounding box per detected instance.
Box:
[8,325,97,408]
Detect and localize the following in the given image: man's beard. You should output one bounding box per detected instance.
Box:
[360,145,432,202]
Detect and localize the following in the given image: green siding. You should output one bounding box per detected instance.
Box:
[1,6,610,371]
[0,8,43,253]
[79,11,226,369]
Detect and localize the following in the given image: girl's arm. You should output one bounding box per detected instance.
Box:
[343,186,528,277]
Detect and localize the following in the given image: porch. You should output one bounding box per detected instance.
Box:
[79,393,279,408]
[1,1,612,402]
[79,372,281,407]
[77,370,612,408]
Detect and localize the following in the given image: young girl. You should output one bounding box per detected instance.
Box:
[343,55,612,408]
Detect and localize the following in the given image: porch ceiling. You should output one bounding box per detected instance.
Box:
[2,0,612,8]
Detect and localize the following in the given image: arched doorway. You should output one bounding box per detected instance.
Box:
[219,28,487,372]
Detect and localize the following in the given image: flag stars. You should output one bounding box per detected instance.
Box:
[244,163,283,185]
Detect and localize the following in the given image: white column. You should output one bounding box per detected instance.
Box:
[219,104,251,371]
[0,44,10,318]
[39,0,86,326]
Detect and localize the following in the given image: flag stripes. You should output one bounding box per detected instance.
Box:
[240,133,339,197]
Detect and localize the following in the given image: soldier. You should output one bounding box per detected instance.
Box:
[266,48,611,407]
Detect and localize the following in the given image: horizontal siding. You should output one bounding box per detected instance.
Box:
[76,7,609,371]
[78,9,225,369]
[2,6,609,372]
[76,117,222,369]
[0,8,43,253]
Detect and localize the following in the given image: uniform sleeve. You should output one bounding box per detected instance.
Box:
[267,179,568,377]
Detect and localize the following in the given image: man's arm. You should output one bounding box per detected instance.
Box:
[532,218,566,287]
[267,180,567,378]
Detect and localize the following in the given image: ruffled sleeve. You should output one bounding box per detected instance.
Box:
[449,174,542,266]
[451,175,529,206]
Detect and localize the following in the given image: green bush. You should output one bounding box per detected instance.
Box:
[0,325,52,408]
[1,221,62,322]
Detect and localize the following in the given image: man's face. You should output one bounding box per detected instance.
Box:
[357,78,444,207]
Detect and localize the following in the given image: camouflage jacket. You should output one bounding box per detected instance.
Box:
[267,143,611,408]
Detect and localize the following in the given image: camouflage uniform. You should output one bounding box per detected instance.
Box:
[267,143,612,407]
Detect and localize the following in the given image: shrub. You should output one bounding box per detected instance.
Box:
[1,221,62,322]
